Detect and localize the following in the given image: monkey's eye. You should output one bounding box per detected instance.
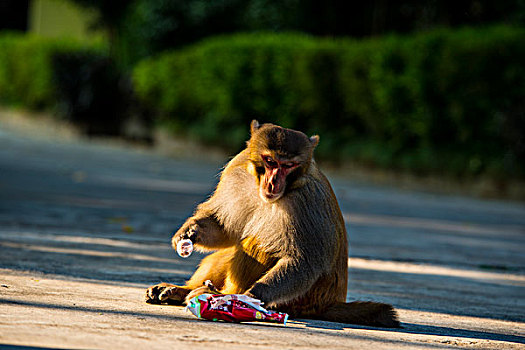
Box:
[262,156,278,168]
[281,162,297,169]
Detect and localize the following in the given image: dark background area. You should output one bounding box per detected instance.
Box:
[0,0,524,195]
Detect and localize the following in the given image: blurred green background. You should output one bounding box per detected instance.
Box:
[0,0,524,193]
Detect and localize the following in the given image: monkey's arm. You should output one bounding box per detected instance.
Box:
[172,153,253,252]
[244,256,324,306]
[172,205,235,252]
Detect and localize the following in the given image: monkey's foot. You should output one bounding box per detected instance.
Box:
[145,283,188,305]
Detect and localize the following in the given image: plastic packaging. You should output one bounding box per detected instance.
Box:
[186,293,288,325]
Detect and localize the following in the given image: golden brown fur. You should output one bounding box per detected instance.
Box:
[145,121,399,328]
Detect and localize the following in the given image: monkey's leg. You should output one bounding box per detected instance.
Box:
[185,248,233,289]
[182,248,236,303]
[146,249,234,305]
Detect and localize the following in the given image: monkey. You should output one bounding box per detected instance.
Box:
[145,120,399,328]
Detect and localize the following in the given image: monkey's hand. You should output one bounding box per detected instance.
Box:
[244,256,324,308]
[171,222,200,252]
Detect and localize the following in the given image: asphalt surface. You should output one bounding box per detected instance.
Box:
[0,122,524,349]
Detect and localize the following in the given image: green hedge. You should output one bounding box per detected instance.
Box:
[0,33,103,109]
[133,26,525,178]
[0,33,134,135]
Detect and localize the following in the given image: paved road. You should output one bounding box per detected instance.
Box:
[0,124,524,349]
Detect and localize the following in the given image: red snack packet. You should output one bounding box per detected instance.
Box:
[186,294,288,325]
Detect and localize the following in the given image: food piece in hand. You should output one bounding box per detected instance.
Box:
[177,239,193,258]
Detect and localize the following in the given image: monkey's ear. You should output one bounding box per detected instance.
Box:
[250,120,261,134]
[309,135,320,148]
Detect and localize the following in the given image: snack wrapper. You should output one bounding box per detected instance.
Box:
[186,294,288,325]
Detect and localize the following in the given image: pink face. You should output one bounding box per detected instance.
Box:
[259,154,299,202]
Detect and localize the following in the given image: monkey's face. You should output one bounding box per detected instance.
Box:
[247,120,319,203]
[258,153,300,202]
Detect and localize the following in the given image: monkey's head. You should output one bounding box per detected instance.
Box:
[247,120,319,203]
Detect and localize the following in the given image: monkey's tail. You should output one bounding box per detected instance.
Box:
[318,301,400,328]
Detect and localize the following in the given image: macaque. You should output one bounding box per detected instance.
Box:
[146,120,399,327]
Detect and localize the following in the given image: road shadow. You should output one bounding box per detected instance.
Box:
[3,297,523,346]
[1,231,524,322]
[0,297,199,323]
[292,318,525,344]
[0,346,62,350]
